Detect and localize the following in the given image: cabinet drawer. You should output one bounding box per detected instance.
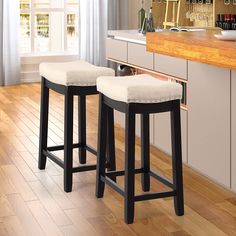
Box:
[106,38,127,63]
[128,43,154,70]
[154,54,187,80]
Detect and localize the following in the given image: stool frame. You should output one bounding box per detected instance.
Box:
[38,77,116,192]
[96,94,184,224]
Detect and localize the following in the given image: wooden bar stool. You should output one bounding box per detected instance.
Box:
[96,74,184,224]
[38,60,115,192]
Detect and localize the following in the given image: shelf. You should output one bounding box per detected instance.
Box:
[107,57,188,110]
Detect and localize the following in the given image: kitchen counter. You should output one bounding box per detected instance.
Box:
[146,31,236,70]
[106,30,236,193]
[108,30,146,45]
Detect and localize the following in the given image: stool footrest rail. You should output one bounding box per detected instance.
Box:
[100,168,175,202]
[106,168,143,178]
[42,143,98,173]
[47,143,97,156]
[134,191,176,202]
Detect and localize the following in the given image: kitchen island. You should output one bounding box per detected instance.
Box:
[106,30,236,193]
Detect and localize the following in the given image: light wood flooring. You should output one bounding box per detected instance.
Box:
[0,83,236,236]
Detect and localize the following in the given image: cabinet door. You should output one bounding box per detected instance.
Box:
[188,61,230,187]
[153,109,188,163]
[231,70,236,191]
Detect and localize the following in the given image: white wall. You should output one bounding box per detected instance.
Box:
[129,0,152,29]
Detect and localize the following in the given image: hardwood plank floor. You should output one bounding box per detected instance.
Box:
[0,83,236,235]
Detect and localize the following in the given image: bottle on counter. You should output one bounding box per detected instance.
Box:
[231,15,236,30]
[215,14,221,28]
[138,0,146,32]
[141,12,148,35]
[224,15,231,30]
[216,14,236,30]
[140,7,155,35]
[147,7,155,33]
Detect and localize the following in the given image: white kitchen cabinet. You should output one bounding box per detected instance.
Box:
[188,61,231,188]
[231,70,236,192]
[153,109,188,163]
[128,43,154,70]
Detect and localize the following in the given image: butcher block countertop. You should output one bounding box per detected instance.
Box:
[146,31,236,70]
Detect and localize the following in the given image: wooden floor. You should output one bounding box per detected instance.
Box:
[0,83,236,236]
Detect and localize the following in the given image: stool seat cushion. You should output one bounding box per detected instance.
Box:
[39,60,115,86]
[97,74,182,103]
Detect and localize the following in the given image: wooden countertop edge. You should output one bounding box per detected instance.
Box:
[146,32,236,71]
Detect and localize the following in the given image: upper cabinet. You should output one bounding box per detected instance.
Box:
[188,61,231,188]
[152,0,236,29]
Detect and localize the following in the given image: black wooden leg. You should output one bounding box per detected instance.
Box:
[64,88,74,193]
[171,100,184,216]
[124,107,135,224]
[96,94,108,198]
[106,106,116,182]
[78,95,86,164]
[38,77,49,170]
[141,113,150,192]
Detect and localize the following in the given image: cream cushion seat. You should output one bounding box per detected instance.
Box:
[39,60,115,86]
[97,74,182,103]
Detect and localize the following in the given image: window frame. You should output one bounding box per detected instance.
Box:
[20,0,79,55]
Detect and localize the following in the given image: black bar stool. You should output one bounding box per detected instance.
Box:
[38,60,116,192]
[95,74,184,224]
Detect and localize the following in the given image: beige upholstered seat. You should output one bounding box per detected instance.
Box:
[39,60,115,86]
[97,74,182,103]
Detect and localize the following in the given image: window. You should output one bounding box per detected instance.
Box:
[20,0,79,54]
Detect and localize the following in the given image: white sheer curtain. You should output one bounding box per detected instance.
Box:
[0,0,3,84]
[108,0,128,31]
[0,0,21,86]
[79,0,128,66]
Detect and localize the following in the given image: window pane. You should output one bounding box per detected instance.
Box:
[35,14,50,52]
[20,13,31,53]
[67,14,78,52]
[50,0,64,8]
[20,0,79,54]
[34,0,64,8]
[20,0,30,9]
[67,0,78,10]
[67,0,78,6]
[34,0,50,8]
[50,12,64,52]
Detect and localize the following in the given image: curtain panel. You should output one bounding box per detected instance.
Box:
[0,0,21,86]
[79,0,128,66]
[0,0,3,85]
[0,0,3,86]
